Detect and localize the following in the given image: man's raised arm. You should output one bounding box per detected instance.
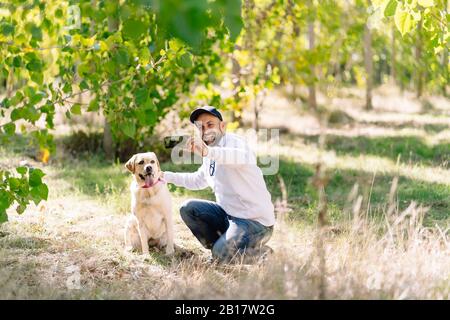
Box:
[205,138,257,166]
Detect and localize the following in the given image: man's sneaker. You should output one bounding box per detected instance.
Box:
[257,245,274,263]
[205,255,217,264]
[241,245,274,265]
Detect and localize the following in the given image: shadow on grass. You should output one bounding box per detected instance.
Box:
[0,235,50,251]
[293,133,449,168]
[352,122,449,134]
[4,132,447,226]
[162,157,448,226]
[51,157,130,196]
[143,246,197,267]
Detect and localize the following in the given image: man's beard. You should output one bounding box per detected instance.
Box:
[202,130,223,146]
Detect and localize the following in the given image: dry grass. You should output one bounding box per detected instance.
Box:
[0,85,449,299]
[1,194,448,299]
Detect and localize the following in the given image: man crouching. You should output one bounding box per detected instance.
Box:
[162,106,275,264]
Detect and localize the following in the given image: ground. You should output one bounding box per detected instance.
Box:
[0,85,449,299]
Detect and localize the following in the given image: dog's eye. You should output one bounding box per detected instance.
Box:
[150,160,155,164]
[138,160,144,165]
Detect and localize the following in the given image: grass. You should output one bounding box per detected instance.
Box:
[0,86,449,299]
[299,134,449,168]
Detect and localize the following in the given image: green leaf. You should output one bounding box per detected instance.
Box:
[30,25,43,41]
[26,59,43,72]
[30,71,44,85]
[10,91,24,106]
[16,204,26,214]
[220,0,243,42]
[122,18,148,41]
[418,0,434,7]
[29,168,45,187]
[178,53,193,68]
[143,109,157,125]
[384,0,397,17]
[134,88,149,105]
[7,177,20,191]
[70,104,82,115]
[16,167,27,175]
[0,22,14,36]
[55,8,63,18]
[30,184,48,204]
[153,0,243,51]
[87,99,99,112]
[139,47,150,64]
[23,106,41,122]
[28,91,45,105]
[395,7,413,36]
[18,180,30,197]
[10,108,24,121]
[0,209,7,223]
[13,56,21,67]
[77,62,91,76]
[122,121,136,138]
[3,122,15,135]
[114,48,130,65]
[0,190,11,211]
[62,82,72,94]
[79,80,89,90]
[135,98,157,125]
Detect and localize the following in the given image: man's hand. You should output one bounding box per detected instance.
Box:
[185,135,209,157]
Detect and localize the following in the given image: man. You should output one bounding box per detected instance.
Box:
[162,106,275,264]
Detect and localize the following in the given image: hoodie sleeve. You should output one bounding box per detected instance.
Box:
[163,163,209,190]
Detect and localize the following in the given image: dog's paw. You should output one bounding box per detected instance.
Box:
[165,246,175,256]
[124,245,134,253]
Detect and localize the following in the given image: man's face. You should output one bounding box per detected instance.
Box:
[194,113,226,146]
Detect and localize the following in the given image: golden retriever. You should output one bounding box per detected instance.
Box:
[124,152,175,256]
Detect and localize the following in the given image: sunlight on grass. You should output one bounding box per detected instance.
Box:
[268,135,450,186]
[1,87,449,299]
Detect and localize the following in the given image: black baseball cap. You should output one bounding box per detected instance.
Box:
[189,106,223,124]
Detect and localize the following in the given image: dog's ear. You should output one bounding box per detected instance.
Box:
[125,155,137,173]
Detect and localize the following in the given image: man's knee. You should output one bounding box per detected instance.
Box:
[179,199,199,223]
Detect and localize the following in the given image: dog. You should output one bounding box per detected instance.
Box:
[124,152,175,256]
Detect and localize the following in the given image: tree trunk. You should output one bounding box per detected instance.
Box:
[243,0,259,129]
[442,0,448,97]
[308,21,317,110]
[288,0,301,100]
[415,20,423,99]
[391,26,396,84]
[443,47,448,98]
[253,96,259,131]
[6,68,13,98]
[231,52,243,126]
[364,23,373,110]
[103,13,118,160]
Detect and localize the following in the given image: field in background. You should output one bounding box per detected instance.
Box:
[0,86,449,299]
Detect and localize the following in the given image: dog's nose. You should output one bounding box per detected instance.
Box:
[145,165,152,173]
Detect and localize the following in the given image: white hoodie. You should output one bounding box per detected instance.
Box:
[164,133,275,226]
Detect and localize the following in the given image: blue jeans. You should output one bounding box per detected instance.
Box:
[179,199,274,263]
